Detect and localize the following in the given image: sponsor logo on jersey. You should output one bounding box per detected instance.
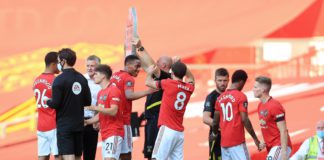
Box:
[72,82,82,95]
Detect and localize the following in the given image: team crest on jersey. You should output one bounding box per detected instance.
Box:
[126,81,133,87]
[205,101,211,107]
[260,110,268,117]
[103,95,107,101]
[72,82,82,95]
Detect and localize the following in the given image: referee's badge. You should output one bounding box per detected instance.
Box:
[72,82,82,95]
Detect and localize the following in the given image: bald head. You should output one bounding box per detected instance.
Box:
[157,56,172,72]
[317,120,324,131]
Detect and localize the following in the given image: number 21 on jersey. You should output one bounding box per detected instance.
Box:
[220,102,233,121]
[34,89,49,108]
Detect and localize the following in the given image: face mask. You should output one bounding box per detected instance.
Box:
[57,62,63,72]
[317,130,324,138]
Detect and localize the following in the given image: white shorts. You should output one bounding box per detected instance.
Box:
[120,125,133,154]
[37,129,58,156]
[102,136,123,159]
[152,125,184,160]
[267,146,291,160]
[221,142,250,160]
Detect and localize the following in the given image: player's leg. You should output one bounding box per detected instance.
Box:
[120,125,133,160]
[83,124,98,160]
[37,131,50,160]
[102,136,123,160]
[49,129,61,160]
[74,131,84,160]
[266,146,292,160]
[169,130,184,160]
[213,130,222,160]
[151,125,174,160]
[144,116,159,160]
[221,147,232,160]
[228,142,250,160]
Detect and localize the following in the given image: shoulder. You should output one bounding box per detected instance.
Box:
[268,98,284,109]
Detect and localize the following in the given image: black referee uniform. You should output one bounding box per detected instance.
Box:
[143,70,171,159]
[204,90,222,160]
[48,68,91,156]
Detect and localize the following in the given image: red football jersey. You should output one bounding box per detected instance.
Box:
[215,89,248,147]
[33,73,56,132]
[156,79,195,132]
[258,97,292,151]
[110,70,135,125]
[97,83,124,140]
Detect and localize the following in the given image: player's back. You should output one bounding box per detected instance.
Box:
[33,73,56,132]
[216,89,248,147]
[110,70,134,125]
[158,79,195,132]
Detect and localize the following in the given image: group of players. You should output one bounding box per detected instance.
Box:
[203,68,293,160]
[33,36,293,160]
[33,37,195,160]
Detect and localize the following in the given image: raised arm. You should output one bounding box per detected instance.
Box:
[145,65,160,90]
[132,37,160,77]
[185,66,195,85]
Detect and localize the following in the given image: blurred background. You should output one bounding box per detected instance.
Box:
[0,0,323,159]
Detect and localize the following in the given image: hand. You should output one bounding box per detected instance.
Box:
[148,87,159,94]
[172,56,181,64]
[147,65,157,76]
[258,141,266,151]
[131,36,142,48]
[84,106,98,111]
[93,122,100,131]
[84,119,89,126]
[209,132,218,143]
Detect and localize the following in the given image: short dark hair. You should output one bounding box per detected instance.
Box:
[171,62,187,79]
[87,55,101,64]
[255,76,272,91]
[45,52,58,67]
[231,69,248,83]
[95,64,112,79]
[58,48,77,66]
[215,68,229,77]
[124,55,140,66]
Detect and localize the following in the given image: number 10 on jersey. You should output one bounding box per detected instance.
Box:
[220,102,233,121]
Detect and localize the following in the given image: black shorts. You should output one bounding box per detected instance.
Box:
[209,130,221,160]
[143,115,159,158]
[57,130,83,156]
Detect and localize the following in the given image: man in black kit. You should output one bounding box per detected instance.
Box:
[47,48,91,160]
[203,68,229,160]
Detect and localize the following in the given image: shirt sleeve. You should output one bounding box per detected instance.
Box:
[47,77,63,109]
[204,94,214,112]
[238,93,248,112]
[215,99,220,112]
[290,138,310,160]
[124,76,135,91]
[109,87,122,106]
[83,79,92,106]
[270,101,286,122]
[160,79,168,90]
